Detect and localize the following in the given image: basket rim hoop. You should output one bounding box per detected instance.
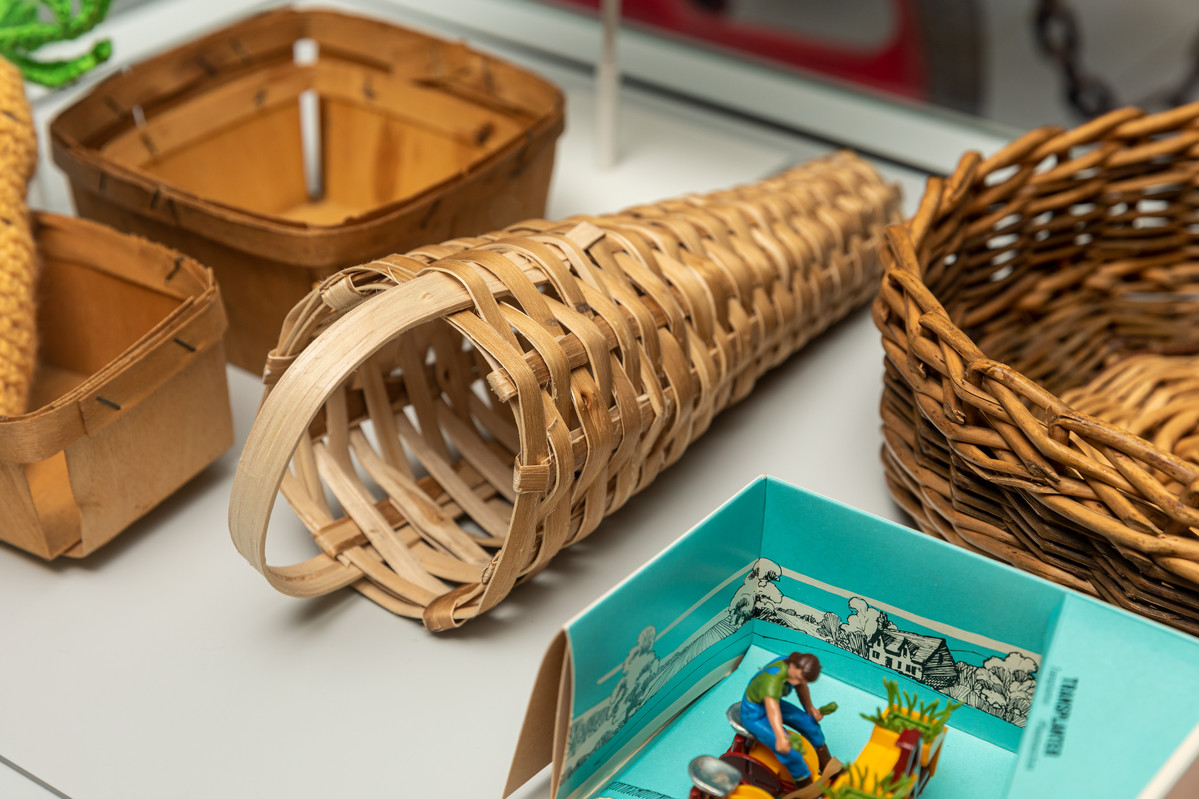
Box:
[230,268,551,628]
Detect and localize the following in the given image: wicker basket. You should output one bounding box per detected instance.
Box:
[49,7,565,373]
[876,104,1199,635]
[229,152,901,630]
[1,214,230,559]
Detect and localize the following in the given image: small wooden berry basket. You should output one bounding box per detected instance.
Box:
[875,104,1199,635]
[0,214,231,559]
[229,152,901,630]
[49,7,565,373]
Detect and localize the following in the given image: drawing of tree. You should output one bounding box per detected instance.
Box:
[946,661,981,706]
[1006,677,1036,722]
[944,651,1038,726]
[984,652,1037,689]
[565,626,664,772]
[747,558,783,611]
[728,589,755,627]
[840,597,896,656]
[817,611,841,642]
[617,626,661,724]
[728,557,785,625]
[843,629,867,656]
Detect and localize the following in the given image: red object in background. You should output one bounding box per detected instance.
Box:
[546,0,981,114]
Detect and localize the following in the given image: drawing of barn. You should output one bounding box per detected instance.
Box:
[867,630,958,689]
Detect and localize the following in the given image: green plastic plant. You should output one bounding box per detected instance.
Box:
[780,702,839,756]
[0,0,112,87]
[861,679,962,744]
[821,764,916,799]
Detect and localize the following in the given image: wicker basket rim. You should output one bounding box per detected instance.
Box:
[885,105,1199,501]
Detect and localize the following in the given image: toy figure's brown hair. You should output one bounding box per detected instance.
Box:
[786,652,821,682]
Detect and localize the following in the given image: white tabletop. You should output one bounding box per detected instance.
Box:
[1,2,988,797]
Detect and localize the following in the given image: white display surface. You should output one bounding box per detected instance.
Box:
[1,2,985,797]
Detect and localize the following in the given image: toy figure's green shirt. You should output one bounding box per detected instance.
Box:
[744,658,792,703]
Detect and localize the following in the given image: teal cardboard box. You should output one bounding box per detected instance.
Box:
[504,477,1199,799]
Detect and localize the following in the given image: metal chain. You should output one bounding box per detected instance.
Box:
[1034,0,1199,118]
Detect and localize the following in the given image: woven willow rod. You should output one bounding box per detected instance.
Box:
[876,103,1199,635]
[231,151,901,630]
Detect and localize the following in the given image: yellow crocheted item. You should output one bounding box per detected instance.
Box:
[0,56,37,417]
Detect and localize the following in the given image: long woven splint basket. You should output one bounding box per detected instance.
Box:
[230,152,901,629]
[876,104,1199,635]
[49,7,565,373]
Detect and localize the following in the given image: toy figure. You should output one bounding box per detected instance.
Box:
[689,673,956,799]
[740,651,832,788]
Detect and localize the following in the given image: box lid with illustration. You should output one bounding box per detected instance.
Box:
[505,476,1199,799]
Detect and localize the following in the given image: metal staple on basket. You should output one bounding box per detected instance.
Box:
[876,103,1199,635]
[230,151,901,630]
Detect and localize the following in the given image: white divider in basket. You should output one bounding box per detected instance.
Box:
[293,37,322,202]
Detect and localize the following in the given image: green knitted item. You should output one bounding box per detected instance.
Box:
[0,0,112,87]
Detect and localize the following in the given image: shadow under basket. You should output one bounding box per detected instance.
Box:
[875,104,1199,636]
[49,7,565,373]
[0,214,231,559]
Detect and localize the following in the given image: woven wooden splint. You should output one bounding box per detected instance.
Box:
[230,152,901,629]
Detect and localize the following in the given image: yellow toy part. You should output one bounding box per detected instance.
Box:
[826,723,925,798]
[728,785,776,799]
[827,763,913,798]
[880,705,947,777]
[850,725,902,780]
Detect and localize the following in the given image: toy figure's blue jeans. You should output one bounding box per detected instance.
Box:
[739,697,825,781]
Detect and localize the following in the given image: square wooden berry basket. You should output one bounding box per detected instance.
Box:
[0,214,230,559]
[50,7,565,372]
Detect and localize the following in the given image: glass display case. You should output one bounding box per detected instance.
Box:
[4,2,1199,798]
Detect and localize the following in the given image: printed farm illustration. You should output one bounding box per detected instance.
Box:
[738,558,1039,727]
[563,558,1040,784]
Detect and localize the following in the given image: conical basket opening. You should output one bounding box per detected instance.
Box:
[286,313,522,611]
